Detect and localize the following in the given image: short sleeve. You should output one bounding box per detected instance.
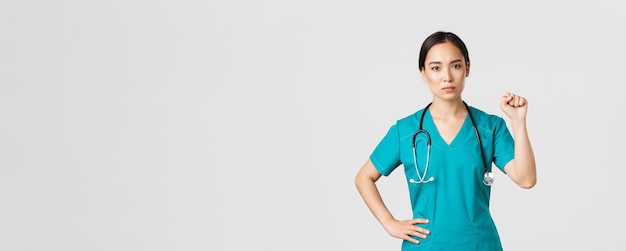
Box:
[369,124,402,176]
[493,117,515,173]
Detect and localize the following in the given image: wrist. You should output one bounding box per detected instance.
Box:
[380,216,396,227]
[509,117,527,127]
[509,119,528,135]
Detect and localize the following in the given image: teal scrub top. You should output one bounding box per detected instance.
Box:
[370,106,514,251]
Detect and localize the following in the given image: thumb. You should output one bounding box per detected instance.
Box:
[501,92,513,106]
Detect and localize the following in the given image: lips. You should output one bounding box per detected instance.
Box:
[442,86,455,92]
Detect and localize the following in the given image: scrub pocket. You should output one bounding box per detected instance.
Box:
[408,184,435,246]
[411,185,434,221]
[471,225,503,251]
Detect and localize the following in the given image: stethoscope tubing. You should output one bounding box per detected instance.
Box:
[410,101,493,186]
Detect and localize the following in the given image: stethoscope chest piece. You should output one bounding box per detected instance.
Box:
[411,101,495,187]
[483,171,494,186]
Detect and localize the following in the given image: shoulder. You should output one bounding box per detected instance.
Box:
[468,106,507,130]
[396,107,428,126]
[392,108,427,140]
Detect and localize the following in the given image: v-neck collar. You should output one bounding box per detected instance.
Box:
[423,109,471,148]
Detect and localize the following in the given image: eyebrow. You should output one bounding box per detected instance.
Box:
[428,59,464,65]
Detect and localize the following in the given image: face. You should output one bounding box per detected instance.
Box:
[420,42,470,101]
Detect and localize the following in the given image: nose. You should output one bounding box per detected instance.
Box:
[442,68,453,82]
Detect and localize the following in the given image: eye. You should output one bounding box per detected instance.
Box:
[452,64,462,69]
[431,66,440,71]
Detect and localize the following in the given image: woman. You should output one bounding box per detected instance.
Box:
[355,31,537,250]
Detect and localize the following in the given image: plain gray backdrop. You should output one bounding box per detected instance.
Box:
[1,0,625,250]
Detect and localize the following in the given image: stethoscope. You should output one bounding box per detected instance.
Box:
[409,101,494,186]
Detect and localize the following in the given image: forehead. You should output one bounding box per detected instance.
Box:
[425,42,464,62]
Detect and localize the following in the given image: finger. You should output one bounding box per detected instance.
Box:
[411,230,428,239]
[505,95,514,106]
[513,95,521,107]
[514,95,526,107]
[519,97,527,107]
[410,218,429,225]
[507,93,518,106]
[412,226,430,234]
[402,235,420,244]
[506,95,514,106]
[506,95,514,103]
[501,93,513,106]
[412,225,431,235]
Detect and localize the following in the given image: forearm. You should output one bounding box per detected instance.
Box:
[355,175,395,226]
[510,119,537,188]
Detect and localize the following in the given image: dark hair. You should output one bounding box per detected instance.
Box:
[418,31,470,70]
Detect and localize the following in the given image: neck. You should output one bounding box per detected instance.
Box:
[429,98,466,118]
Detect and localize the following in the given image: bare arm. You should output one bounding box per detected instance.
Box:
[355,159,429,244]
[501,92,537,189]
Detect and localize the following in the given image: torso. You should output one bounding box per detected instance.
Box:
[395,107,505,250]
[431,111,468,145]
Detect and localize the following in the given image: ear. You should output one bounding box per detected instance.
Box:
[420,67,427,82]
[465,62,471,77]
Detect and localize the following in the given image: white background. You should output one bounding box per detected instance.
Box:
[1,0,625,250]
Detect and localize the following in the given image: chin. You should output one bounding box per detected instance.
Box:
[437,94,461,100]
